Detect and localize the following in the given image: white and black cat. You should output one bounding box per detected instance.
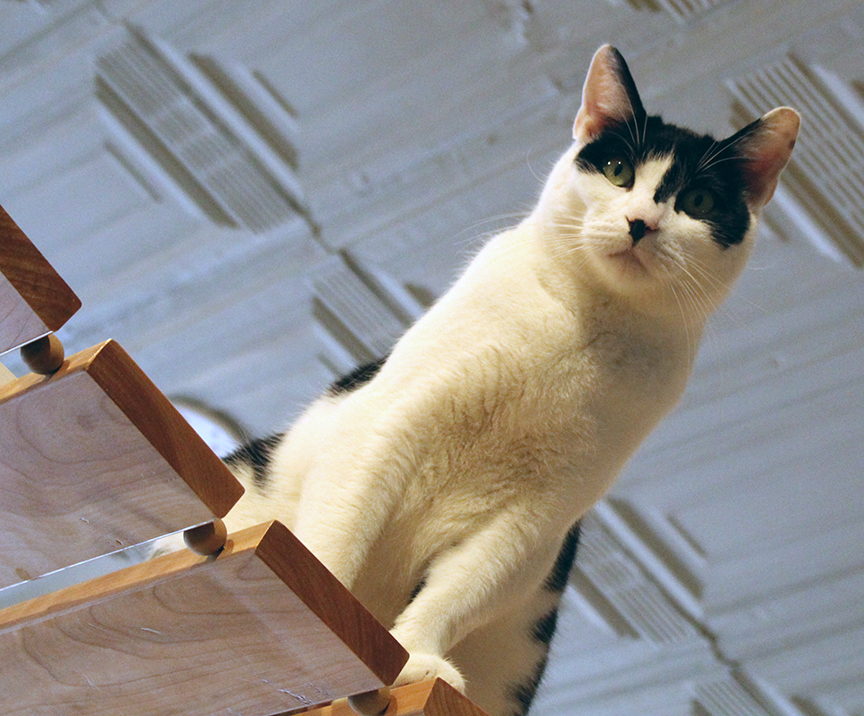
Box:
[221,45,799,716]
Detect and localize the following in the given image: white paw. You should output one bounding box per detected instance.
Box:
[394,653,466,693]
[147,532,187,558]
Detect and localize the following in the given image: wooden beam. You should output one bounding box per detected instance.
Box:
[0,521,409,715]
[0,340,244,587]
[0,203,81,354]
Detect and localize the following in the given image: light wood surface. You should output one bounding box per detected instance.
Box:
[0,340,244,587]
[0,203,80,355]
[304,680,490,716]
[0,521,408,716]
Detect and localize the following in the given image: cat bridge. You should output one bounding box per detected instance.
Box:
[0,202,487,716]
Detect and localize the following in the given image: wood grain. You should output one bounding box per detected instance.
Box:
[0,521,409,716]
[0,203,80,354]
[297,680,490,716]
[0,340,243,587]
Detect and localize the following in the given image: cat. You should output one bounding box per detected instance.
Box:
[220,45,799,716]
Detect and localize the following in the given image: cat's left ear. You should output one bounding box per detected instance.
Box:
[573,45,645,145]
[728,107,801,211]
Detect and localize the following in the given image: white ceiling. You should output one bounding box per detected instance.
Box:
[2,0,864,714]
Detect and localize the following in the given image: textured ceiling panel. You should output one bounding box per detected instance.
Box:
[96,26,307,233]
[729,53,864,266]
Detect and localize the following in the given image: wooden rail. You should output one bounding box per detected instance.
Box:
[0,201,489,715]
[0,204,80,354]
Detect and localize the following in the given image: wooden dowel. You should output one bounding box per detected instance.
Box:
[348,686,392,716]
[184,518,228,556]
[305,680,488,716]
[20,333,65,374]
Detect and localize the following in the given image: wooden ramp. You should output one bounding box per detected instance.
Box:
[0,202,488,716]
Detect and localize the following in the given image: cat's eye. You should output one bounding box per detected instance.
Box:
[680,189,716,217]
[602,157,634,188]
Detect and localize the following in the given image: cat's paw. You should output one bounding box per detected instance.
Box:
[394,653,466,693]
[147,532,188,559]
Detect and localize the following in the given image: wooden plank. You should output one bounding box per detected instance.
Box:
[0,340,243,587]
[306,680,490,716]
[0,203,81,354]
[0,521,408,716]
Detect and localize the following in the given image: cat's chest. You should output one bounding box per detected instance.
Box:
[526,302,685,404]
[446,318,683,453]
[501,314,689,464]
[583,328,681,397]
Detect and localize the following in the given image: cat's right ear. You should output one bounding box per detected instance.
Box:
[573,45,645,145]
[727,107,800,210]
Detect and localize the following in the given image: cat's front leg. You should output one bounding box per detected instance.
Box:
[292,481,387,589]
[291,449,404,589]
[389,512,559,693]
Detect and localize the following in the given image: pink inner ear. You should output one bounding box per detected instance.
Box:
[573,46,638,143]
[738,109,800,209]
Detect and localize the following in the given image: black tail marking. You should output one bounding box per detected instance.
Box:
[328,356,387,395]
[223,433,283,490]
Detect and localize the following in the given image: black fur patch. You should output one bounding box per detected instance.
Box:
[224,359,387,489]
[544,522,581,593]
[408,577,427,605]
[327,356,387,395]
[508,652,550,716]
[575,116,752,247]
[224,433,283,490]
[533,609,560,647]
[505,525,582,716]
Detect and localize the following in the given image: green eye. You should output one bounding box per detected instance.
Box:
[680,189,716,217]
[603,157,634,187]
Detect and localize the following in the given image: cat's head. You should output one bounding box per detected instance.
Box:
[535,45,799,323]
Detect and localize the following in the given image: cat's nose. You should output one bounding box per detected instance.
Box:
[628,218,653,244]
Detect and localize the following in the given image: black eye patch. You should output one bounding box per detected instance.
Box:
[575,116,753,247]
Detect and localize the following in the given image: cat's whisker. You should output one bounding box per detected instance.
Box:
[682,277,713,324]
[641,108,648,148]
[683,276,724,358]
[678,259,717,312]
[689,259,767,322]
[696,139,720,172]
[679,257,726,295]
[526,149,557,185]
[664,271,698,362]
[613,86,640,151]
[698,121,763,173]
[698,154,750,172]
[657,247,719,325]
[683,253,741,297]
[604,127,637,157]
[545,242,591,265]
[454,212,532,242]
